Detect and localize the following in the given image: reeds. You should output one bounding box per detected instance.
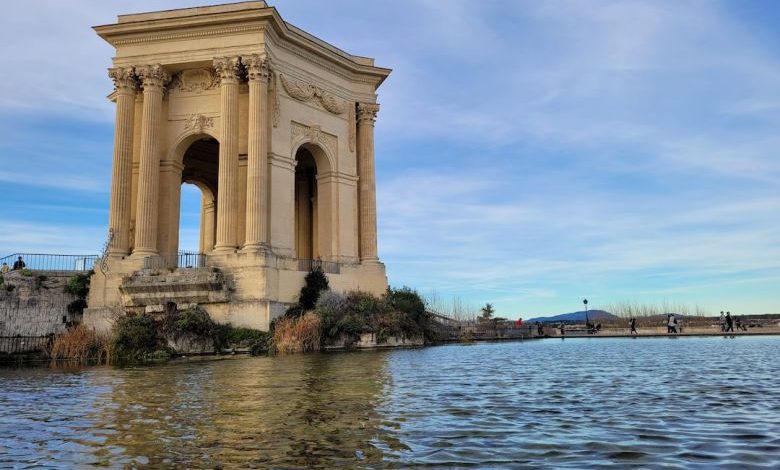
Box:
[48,325,112,363]
[273,312,321,353]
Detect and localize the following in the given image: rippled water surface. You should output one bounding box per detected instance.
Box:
[1,336,779,469]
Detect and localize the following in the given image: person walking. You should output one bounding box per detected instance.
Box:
[720,311,725,332]
[725,311,734,333]
[739,315,748,332]
[629,317,638,335]
[668,313,677,334]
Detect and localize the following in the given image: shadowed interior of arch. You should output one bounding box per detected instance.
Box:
[179,137,219,255]
[295,147,317,259]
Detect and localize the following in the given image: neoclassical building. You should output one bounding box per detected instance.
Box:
[86,1,389,331]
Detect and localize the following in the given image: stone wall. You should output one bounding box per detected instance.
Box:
[0,272,82,352]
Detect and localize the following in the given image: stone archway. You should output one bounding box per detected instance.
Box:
[294,143,334,260]
[181,137,219,255]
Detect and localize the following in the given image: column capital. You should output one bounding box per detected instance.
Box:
[243,54,271,83]
[357,102,380,124]
[213,56,242,85]
[108,66,137,93]
[136,64,170,91]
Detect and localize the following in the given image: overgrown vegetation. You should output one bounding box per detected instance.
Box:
[49,325,112,363]
[112,314,164,361]
[65,272,92,316]
[275,268,439,352]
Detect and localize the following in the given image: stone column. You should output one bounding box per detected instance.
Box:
[213,57,241,253]
[106,67,137,256]
[243,55,271,252]
[356,103,380,262]
[133,64,169,256]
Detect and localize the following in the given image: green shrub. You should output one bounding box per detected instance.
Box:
[298,267,329,310]
[65,273,91,299]
[20,268,33,277]
[112,314,160,360]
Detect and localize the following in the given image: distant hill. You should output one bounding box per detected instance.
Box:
[526,309,618,324]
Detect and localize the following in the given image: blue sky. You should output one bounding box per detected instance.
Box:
[1,1,779,316]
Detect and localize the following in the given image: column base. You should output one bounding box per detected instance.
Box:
[212,245,238,254]
[241,242,270,254]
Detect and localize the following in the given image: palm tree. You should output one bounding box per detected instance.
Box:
[480,303,495,321]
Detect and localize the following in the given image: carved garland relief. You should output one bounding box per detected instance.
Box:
[279,74,346,115]
[183,114,214,132]
[169,68,219,92]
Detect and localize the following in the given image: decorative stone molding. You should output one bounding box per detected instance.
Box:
[348,103,356,152]
[291,122,337,163]
[213,57,241,84]
[136,64,171,90]
[108,66,137,92]
[271,72,280,127]
[183,114,214,132]
[357,102,379,124]
[280,74,345,115]
[170,69,219,92]
[243,54,271,82]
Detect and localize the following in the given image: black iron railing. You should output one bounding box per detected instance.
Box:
[297,259,340,274]
[143,252,207,270]
[0,335,52,354]
[0,253,98,272]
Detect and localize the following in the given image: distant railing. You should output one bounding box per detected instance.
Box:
[0,253,98,272]
[0,335,52,354]
[143,252,207,270]
[297,259,341,274]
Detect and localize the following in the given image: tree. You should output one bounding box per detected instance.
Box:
[480,303,495,321]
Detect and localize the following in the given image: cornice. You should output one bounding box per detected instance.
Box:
[95,6,391,89]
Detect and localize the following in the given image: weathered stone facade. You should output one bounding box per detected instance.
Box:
[86,2,389,332]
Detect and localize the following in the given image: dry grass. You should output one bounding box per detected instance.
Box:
[49,325,112,363]
[273,312,321,353]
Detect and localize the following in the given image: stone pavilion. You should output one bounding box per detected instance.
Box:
[85,1,389,331]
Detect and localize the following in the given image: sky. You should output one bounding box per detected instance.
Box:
[1,0,779,317]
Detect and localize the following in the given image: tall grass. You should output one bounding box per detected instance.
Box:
[273,312,321,353]
[49,325,112,363]
[605,300,710,318]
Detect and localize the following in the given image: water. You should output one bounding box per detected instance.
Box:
[1,336,779,469]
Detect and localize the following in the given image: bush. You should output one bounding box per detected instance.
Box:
[67,298,88,315]
[298,267,329,311]
[20,269,33,277]
[49,325,112,363]
[65,273,91,299]
[112,314,161,361]
[273,312,321,353]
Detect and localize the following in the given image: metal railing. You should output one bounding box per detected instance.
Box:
[143,252,207,270]
[297,258,341,274]
[0,253,98,272]
[0,335,52,354]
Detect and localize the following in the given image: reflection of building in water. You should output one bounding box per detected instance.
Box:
[86,1,390,332]
[88,355,390,468]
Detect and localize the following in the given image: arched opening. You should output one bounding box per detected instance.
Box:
[295,147,318,259]
[181,137,219,255]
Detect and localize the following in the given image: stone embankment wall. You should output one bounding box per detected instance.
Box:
[0,272,80,352]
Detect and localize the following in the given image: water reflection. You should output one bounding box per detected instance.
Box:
[1,337,779,469]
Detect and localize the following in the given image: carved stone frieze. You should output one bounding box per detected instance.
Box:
[291,122,337,162]
[170,68,219,92]
[183,114,214,133]
[280,74,345,115]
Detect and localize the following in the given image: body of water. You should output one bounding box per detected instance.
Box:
[1,336,778,468]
